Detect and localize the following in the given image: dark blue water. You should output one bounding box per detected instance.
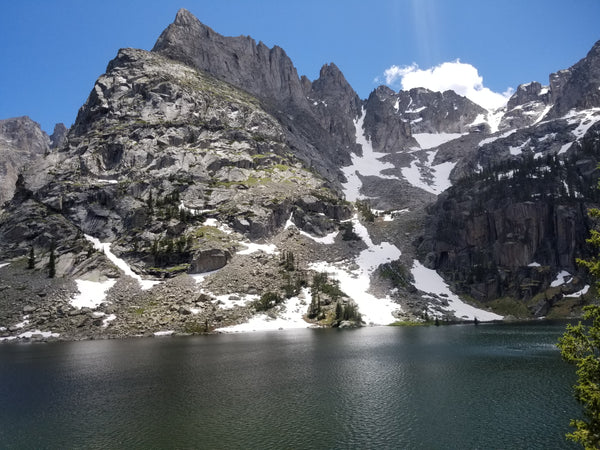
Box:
[0,322,580,449]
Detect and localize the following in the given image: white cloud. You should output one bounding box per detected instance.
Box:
[382,60,513,111]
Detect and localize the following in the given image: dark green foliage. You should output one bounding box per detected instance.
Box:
[335,301,343,321]
[47,244,56,278]
[319,278,343,301]
[308,272,347,320]
[332,301,362,323]
[558,305,600,448]
[312,272,328,292]
[342,302,361,322]
[27,246,35,269]
[356,199,375,222]
[280,250,295,271]
[379,261,410,287]
[340,221,360,241]
[454,151,600,209]
[151,236,191,266]
[254,291,282,311]
[147,190,154,214]
[558,204,600,447]
[308,292,321,319]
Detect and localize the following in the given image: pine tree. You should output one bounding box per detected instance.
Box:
[48,244,56,278]
[335,301,343,321]
[147,190,154,214]
[27,246,35,269]
[558,207,600,448]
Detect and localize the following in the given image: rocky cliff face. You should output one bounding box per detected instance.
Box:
[152,9,362,190]
[0,117,50,207]
[419,40,600,314]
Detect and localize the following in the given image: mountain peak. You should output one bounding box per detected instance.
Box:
[174,8,197,26]
[152,9,305,105]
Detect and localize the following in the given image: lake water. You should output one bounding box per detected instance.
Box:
[0,322,580,449]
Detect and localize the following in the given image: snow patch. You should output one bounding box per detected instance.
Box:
[528,262,541,267]
[309,216,402,326]
[12,318,30,329]
[509,138,531,156]
[401,155,456,195]
[533,105,552,125]
[342,109,398,201]
[551,270,572,287]
[485,109,505,134]
[0,263,10,269]
[412,133,463,150]
[566,108,600,139]
[0,330,60,341]
[154,330,175,337]
[203,218,234,234]
[216,288,314,333]
[97,179,118,184]
[411,260,503,321]
[237,242,278,255]
[84,235,160,290]
[71,279,117,309]
[284,214,338,244]
[478,129,516,147]
[558,142,573,155]
[568,285,590,297]
[190,269,221,285]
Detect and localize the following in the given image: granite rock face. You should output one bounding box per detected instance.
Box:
[419,37,600,310]
[0,117,50,206]
[152,9,362,191]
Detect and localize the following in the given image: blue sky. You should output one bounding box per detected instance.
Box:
[1,0,599,133]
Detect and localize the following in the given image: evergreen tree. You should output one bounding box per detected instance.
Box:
[335,301,343,321]
[27,246,35,269]
[558,207,600,448]
[48,244,56,278]
[147,190,154,214]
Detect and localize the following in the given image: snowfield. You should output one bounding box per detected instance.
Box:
[411,260,503,321]
[342,109,398,201]
[310,216,402,326]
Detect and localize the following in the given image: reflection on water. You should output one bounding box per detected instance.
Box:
[0,322,580,449]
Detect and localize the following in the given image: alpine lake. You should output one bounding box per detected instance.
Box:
[0,321,581,449]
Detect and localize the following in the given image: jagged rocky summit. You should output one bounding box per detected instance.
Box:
[1,9,600,341]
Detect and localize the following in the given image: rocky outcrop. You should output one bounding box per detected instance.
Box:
[0,117,50,207]
[1,45,351,276]
[420,119,600,309]
[153,8,307,107]
[49,123,68,149]
[548,40,600,118]
[152,9,363,192]
[362,86,487,153]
